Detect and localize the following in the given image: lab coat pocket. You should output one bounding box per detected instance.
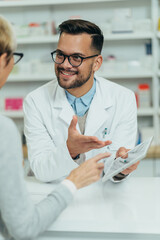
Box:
[103,133,111,141]
[98,126,111,141]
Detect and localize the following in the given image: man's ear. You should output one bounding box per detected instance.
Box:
[93,55,103,72]
[0,53,7,70]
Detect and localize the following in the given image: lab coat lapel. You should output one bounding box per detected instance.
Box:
[52,85,73,125]
[59,103,74,126]
[52,85,80,131]
[85,78,113,136]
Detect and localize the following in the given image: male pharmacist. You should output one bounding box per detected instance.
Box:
[23,19,139,182]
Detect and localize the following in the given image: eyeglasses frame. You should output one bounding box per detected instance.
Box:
[51,50,98,67]
[0,52,24,65]
[13,52,24,65]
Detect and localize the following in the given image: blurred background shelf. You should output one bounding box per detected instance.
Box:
[0,111,24,118]
[8,75,54,82]
[1,0,160,146]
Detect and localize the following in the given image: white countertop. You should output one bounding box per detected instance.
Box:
[26,177,160,236]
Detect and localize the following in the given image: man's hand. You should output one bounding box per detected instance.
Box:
[67,152,110,189]
[116,147,140,175]
[67,115,112,158]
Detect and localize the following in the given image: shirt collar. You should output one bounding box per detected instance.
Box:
[65,89,76,105]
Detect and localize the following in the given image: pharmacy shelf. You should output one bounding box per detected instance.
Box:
[137,108,155,116]
[0,0,125,7]
[8,72,153,82]
[104,32,154,40]
[16,32,153,45]
[17,35,59,44]
[0,111,24,118]
[8,74,54,82]
[98,71,153,79]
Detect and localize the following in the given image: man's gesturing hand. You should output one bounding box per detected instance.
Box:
[67,152,110,189]
[67,115,112,158]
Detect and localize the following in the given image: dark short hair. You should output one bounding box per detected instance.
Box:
[58,19,104,54]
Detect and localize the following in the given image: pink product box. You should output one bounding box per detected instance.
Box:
[5,98,23,111]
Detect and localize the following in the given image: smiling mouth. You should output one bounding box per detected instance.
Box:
[58,68,78,77]
[61,71,75,76]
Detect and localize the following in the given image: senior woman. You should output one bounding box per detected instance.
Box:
[0,16,109,240]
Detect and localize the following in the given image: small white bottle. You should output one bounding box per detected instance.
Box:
[138,83,151,108]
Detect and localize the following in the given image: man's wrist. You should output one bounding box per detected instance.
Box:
[66,141,80,160]
[72,154,80,160]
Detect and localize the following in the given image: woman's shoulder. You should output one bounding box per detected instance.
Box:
[0,115,19,138]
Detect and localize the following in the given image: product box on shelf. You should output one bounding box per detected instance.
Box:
[111,8,133,33]
[5,98,23,111]
[13,21,56,38]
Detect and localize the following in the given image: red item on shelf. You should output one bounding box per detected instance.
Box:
[29,23,40,27]
[138,83,150,90]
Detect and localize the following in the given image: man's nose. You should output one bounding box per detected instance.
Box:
[61,56,72,68]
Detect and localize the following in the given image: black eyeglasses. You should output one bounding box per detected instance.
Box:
[13,52,24,65]
[51,50,98,67]
[0,52,23,65]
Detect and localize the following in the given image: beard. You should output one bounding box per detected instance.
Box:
[55,65,93,90]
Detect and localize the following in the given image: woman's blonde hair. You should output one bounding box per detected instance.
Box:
[0,15,16,62]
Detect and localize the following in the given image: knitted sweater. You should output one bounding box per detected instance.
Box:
[0,115,73,240]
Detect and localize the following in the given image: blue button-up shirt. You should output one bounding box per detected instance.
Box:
[65,79,96,116]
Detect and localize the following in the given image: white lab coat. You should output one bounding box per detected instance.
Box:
[24,76,137,182]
